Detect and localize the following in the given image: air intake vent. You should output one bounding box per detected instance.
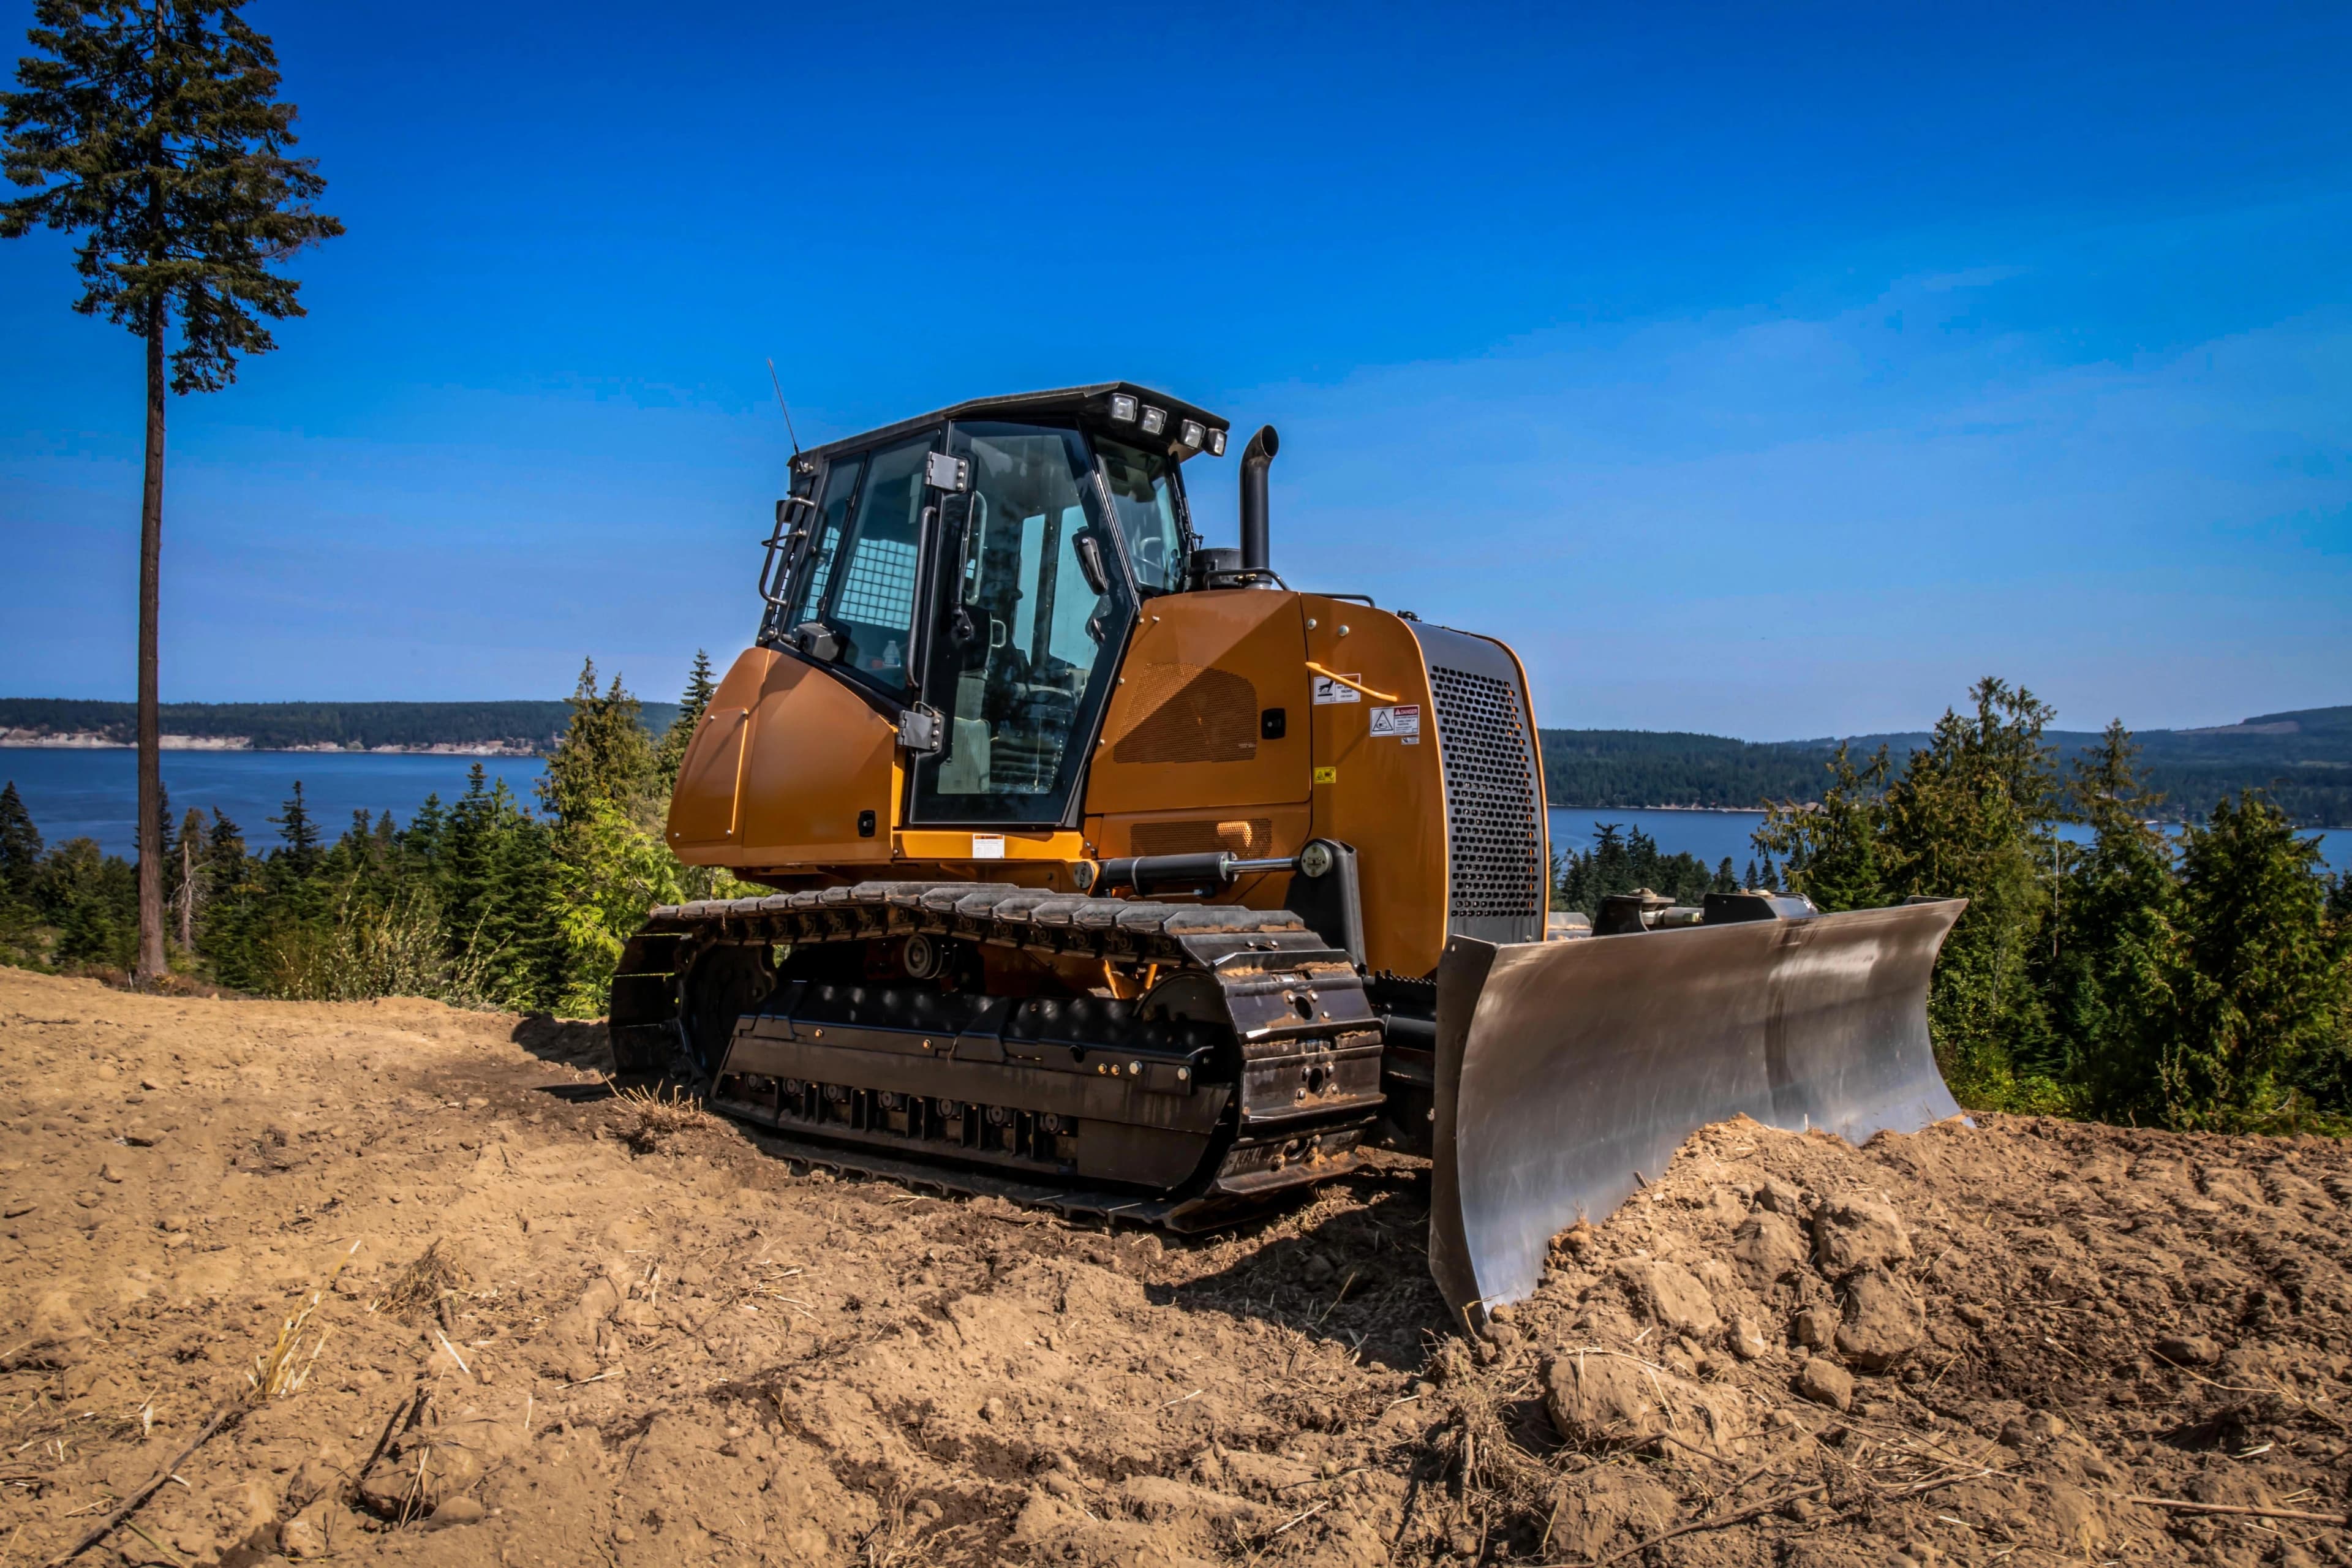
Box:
[1129,818,1275,857]
[1428,663,1544,938]
[1110,667,1260,766]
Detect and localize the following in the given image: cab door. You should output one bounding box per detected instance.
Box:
[905,421,1133,827]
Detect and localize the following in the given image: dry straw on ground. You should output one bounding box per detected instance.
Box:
[370,1237,469,1328]
[614,1082,712,1153]
[249,1239,361,1403]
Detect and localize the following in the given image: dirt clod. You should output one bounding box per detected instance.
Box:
[1629,1257,1721,1336]
[2157,1332,2223,1365]
[1793,1301,1839,1348]
[1833,1266,1926,1369]
[1793,1355,1855,1409]
[1811,1191,1912,1275]
[1730,1207,1810,1289]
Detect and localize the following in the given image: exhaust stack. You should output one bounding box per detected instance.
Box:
[1238,424,1279,576]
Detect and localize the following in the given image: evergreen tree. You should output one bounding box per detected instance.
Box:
[2047,721,2179,1118]
[0,781,42,905]
[540,660,658,828]
[269,780,319,873]
[3,0,341,980]
[205,805,245,862]
[2155,793,2350,1127]
[1880,679,2064,1107]
[42,836,137,970]
[1553,823,1724,913]
[655,649,718,792]
[1753,743,1892,912]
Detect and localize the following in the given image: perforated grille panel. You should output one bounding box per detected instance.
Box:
[1428,663,1545,928]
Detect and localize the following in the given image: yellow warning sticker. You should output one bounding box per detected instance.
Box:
[1313,766,1337,785]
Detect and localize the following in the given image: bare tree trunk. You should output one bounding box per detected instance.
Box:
[135,298,167,983]
[177,829,195,951]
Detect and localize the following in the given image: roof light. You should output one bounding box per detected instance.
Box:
[1139,405,1167,436]
[1109,393,1139,423]
[1206,428,1227,457]
[1179,420,1205,451]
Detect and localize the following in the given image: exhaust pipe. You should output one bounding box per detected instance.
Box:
[1238,424,1278,576]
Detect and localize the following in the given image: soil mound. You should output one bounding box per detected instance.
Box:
[1,967,2348,1566]
[1423,1114,2352,1565]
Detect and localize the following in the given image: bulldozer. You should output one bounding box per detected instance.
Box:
[609,382,1966,1323]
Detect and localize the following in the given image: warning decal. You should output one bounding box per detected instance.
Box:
[1310,674,1362,705]
[1369,704,1422,743]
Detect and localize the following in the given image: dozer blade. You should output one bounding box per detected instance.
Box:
[1428,899,1966,1322]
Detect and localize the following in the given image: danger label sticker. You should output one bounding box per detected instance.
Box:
[1369,704,1422,743]
[970,834,1007,859]
[1310,674,1362,705]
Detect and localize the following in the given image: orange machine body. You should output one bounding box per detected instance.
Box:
[665,587,1545,981]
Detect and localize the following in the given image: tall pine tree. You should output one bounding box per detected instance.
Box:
[2048,721,2179,1118]
[540,660,658,829]
[2155,793,2350,1127]
[0,781,42,906]
[2,0,341,981]
[655,649,718,793]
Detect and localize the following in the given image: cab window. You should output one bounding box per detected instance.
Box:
[1096,438,1186,594]
[797,435,930,695]
[910,423,1129,823]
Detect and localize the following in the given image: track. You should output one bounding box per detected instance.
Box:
[609,883,1389,1227]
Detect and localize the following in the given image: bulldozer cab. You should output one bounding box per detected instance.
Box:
[766,385,1220,831]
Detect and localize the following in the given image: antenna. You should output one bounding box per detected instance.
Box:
[766,358,801,456]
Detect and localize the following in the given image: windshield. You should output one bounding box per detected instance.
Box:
[1096,439,1186,594]
[910,422,1130,825]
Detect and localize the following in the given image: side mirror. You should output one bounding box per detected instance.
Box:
[793,620,843,662]
[1074,532,1110,596]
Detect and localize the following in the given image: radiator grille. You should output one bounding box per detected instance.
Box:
[1110,667,1259,766]
[1428,664,1544,922]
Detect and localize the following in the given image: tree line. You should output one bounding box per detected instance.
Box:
[0,655,730,1017]
[1538,706,2352,826]
[1746,678,2351,1131]
[1553,825,1774,915]
[0,698,682,754]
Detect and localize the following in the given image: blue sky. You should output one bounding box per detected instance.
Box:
[2,0,2346,738]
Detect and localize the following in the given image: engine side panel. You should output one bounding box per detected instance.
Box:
[1082,589,1313,853]
[667,646,902,869]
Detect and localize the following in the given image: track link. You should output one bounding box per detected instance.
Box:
[609,883,1386,1227]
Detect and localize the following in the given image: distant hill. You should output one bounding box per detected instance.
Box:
[0,699,682,756]
[1539,705,2352,826]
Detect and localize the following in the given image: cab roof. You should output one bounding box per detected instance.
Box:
[796,382,1230,469]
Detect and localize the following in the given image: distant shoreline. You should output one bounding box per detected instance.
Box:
[0,734,541,758]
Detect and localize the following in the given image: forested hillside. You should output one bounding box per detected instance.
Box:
[1540,704,2352,824]
[0,698,680,753]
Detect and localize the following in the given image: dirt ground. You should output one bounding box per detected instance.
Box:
[3,968,2350,1567]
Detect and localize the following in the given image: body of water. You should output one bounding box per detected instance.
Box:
[4,749,2344,875]
[2,748,547,858]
